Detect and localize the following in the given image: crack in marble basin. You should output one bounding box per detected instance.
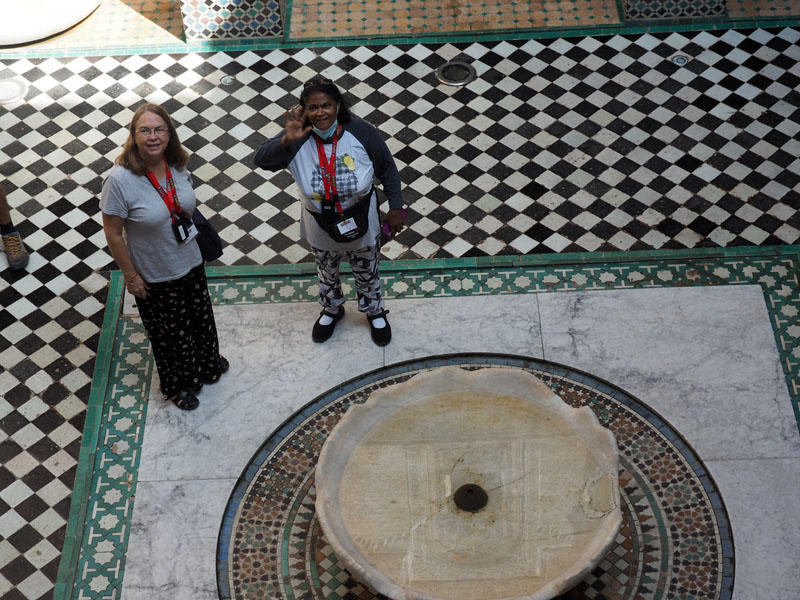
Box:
[315,366,622,600]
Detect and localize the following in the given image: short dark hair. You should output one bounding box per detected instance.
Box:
[300,75,352,124]
[116,103,189,176]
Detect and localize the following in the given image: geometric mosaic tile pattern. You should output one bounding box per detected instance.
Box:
[219,357,734,599]
[728,0,800,19]
[121,0,186,40]
[4,29,800,268]
[179,0,282,41]
[59,313,151,600]
[287,0,620,41]
[61,246,799,599]
[623,0,725,21]
[1,26,800,600]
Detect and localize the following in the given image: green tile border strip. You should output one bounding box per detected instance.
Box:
[1,15,799,59]
[54,291,155,600]
[53,271,124,600]
[56,245,800,599]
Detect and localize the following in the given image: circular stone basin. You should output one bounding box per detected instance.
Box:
[315,366,622,600]
[0,0,100,46]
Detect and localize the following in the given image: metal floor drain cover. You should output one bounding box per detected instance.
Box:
[435,61,476,86]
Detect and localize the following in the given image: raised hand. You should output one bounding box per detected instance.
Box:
[282,105,312,148]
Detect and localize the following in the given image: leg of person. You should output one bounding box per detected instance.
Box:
[311,246,346,343]
[137,276,200,410]
[182,263,227,385]
[0,186,10,224]
[0,184,29,270]
[347,240,390,346]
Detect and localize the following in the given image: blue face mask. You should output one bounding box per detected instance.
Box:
[312,119,338,140]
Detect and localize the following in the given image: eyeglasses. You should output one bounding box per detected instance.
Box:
[136,126,169,136]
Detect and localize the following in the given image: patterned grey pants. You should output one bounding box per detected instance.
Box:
[312,240,383,315]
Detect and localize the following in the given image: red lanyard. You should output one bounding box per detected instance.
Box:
[146,161,181,222]
[314,133,339,207]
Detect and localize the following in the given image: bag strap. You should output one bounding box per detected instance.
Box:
[307,186,374,220]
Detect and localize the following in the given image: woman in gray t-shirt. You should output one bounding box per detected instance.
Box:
[101,103,228,410]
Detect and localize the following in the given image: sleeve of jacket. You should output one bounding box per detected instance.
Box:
[345,119,404,209]
[253,131,304,170]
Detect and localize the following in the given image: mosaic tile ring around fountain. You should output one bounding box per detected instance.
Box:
[59,245,800,599]
[219,355,735,600]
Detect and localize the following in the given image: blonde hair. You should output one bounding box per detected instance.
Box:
[116,103,189,175]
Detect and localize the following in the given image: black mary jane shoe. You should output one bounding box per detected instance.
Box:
[367,310,391,347]
[172,389,199,411]
[312,307,345,343]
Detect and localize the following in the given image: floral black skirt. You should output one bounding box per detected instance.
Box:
[137,263,222,398]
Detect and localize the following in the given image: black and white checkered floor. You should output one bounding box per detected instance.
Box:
[1,27,800,599]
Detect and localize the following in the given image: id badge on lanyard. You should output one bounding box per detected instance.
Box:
[335,217,358,236]
[316,132,359,236]
[173,215,197,244]
[147,164,198,245]
[316,133,342,215]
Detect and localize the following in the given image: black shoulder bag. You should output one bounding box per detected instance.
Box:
[192,208,223,262]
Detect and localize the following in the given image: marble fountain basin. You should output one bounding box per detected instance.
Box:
[0,0,101,46]
[315,366,622,600]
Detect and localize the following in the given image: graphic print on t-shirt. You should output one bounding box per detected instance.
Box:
[311,154,359,201]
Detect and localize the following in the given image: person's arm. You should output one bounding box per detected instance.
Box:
[253,133,292,170]
[347,119,405,234]
[102,213,149,299]
[254,105,311,170]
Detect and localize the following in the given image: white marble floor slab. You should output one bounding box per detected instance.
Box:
[137,301,385,482]
[122,478,234,600]
[383,294,545,362]
[536,284,800,600]
[123,286,800,600]
[706,457,800,600]
[537,285,800,461]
